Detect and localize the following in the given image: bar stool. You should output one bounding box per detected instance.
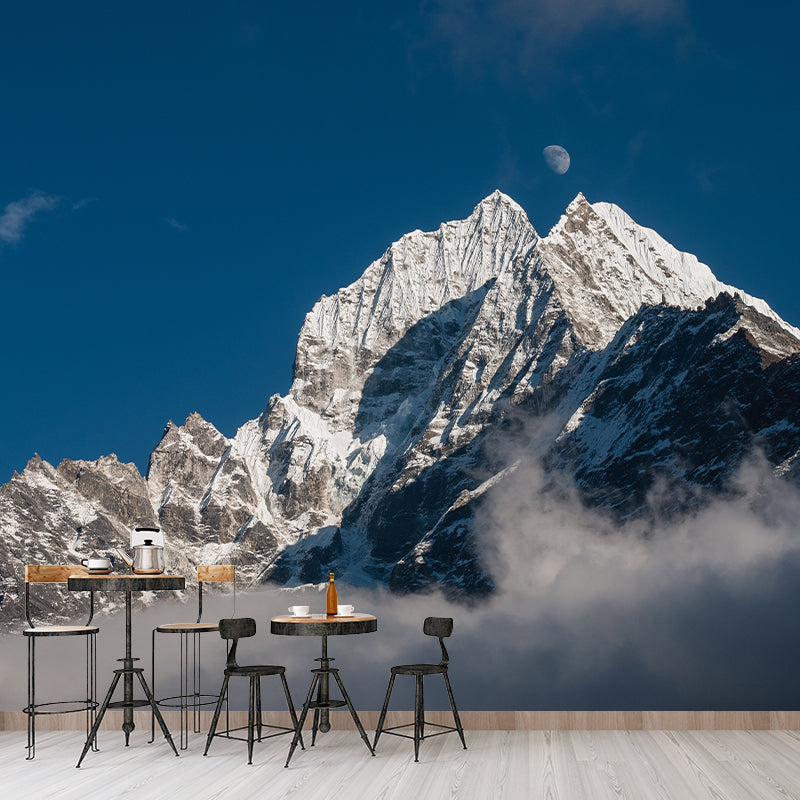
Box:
[22,565,99,760]
[373,616,467,762]
[150,565,235,748]
[203,618,303,764]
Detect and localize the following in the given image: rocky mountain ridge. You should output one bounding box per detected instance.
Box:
[2,191,799,626]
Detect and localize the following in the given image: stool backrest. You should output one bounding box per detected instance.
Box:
[423,616,453,666]
[423,617,453,638]
[218,617,255,669]
[196,565,235,623]
[26,565,82,583]
[24,565,94,628]
[198,565,235,582]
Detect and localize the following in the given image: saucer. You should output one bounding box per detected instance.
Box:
[88,568,113,574]
[290,614,311,618]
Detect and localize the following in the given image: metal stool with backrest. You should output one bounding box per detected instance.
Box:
[373,616,467,762]
[150,565,235,749]
[203,618,303,764]
[22,565,99,760]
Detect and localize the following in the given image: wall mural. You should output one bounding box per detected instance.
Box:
[3,193,800,712]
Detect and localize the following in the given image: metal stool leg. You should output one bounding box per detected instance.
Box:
[180,631,188,749]
[86,633,99,752]
[372,672,396,750]
[414,674,424,762]
[285,672,320,767]
[192,631,201,735]
[279,672,304,751]
[256,677,263,741]
[152,628,213,750]
[247,676,255,764]
[203,675,229,756]
[26,636,35,760]
[442,670,466,749]
[149,629,156,744]
[28,633,99,762]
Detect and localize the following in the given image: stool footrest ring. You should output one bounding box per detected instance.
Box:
[107,699,152,709]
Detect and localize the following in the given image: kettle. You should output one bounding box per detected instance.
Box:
[115,530,165,574]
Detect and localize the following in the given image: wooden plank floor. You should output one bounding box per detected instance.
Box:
[3,729,800,799]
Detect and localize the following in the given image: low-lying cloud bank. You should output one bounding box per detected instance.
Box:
[468,448,800,709]
[3,450,800,713]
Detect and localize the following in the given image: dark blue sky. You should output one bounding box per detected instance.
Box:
[1,1,797,482]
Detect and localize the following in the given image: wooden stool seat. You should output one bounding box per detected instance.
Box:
[155,622,220,633]
[24,625,100,636]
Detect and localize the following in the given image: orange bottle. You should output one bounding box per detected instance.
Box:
[326,572,338,615]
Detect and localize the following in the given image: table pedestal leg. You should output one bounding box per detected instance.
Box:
[317,634,330,734]
[284,634,374,767]
[331,669,374,757]
[311,708,320,746]
[76,589,179,766]
[123,591,134,744]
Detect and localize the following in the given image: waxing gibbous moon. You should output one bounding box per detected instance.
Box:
[543,145,570,175]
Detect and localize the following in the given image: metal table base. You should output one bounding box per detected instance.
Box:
[284,633,374,766]
[68,575,185,768]
[271,614,377,768]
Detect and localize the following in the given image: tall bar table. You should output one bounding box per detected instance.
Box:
[271,613,376,767]
[68,573,185,767]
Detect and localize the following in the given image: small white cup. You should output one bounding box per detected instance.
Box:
[338,604,354,615]
[288,605,310,616]
[82,557,111,571]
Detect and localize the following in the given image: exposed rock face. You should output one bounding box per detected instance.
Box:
[0,454,157,623]
[258,193,800,594]
[549,295,800,516]
[2,190,799,626]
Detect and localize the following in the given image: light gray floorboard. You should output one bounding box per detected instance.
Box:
[3,729,800,800]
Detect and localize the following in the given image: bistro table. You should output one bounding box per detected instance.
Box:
[271,613,376,766]
[68,573,185,767]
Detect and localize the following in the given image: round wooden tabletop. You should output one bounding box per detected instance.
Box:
[271,613,377,636]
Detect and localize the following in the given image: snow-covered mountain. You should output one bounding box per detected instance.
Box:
[2,191,799,625]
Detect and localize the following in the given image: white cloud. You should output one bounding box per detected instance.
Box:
[1,452,798,715]
[462,436,800,707]
[72,197,98,211]
[164,217,188,232]
[0,192,60,244]
[427,0,686,76]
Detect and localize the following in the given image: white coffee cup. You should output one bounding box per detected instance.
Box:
[338,604,354,615]
[288,605,310,616]
[82,557,111,571]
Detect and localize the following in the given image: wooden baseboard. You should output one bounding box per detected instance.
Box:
[2,709,798,731]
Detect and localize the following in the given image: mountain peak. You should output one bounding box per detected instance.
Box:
[476,189,527,215]
[23,453,57,476]
[538,194,800,348]
[289,188,538,416]
[566,192,589,213]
